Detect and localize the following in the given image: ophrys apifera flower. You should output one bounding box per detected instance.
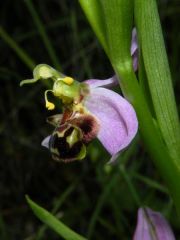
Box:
[20,29,138,163]
[20,63,138,163]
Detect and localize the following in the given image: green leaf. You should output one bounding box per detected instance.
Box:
[100,0,134,70]
[79,0,109,55]
[26,196,87,240]
[135,0,180,163]
[138,52,155,116]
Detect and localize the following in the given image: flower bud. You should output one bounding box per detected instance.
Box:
[133,208,176,240]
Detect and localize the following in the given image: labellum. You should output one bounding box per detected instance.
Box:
[46,110,100,162]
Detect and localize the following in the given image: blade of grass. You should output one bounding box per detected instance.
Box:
[24,0,61,70]
[0,26,35,70]
[0,28,51,88]
[119,165,141,207]
[26,196,87,240]
[16,18,69,42]
[87,140,138,239]
[98,217,117,235]
[132,173,169,194]
[87,173,119,240]
[36,181,78,240]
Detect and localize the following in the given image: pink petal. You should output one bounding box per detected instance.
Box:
[85,75,118,89]
[131,28,138,55]
[85,28,138,89]
[133,208,176,240]
[41,135,51,149]
[84,87,138,157]
[131,28,138,71]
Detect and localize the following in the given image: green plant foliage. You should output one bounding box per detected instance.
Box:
[26,196,87,240]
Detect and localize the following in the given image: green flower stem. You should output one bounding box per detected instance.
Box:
[0,26,35,70]
[116,67,180,217]
[119,165,141,207]
[24,0,61,70]
[100,0,133,66]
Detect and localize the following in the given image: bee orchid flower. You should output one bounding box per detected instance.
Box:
[133,208,176,240]
[20,29,138,163]
[21,66,138,163]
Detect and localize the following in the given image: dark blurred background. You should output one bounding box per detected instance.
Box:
[0,0,180,239]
